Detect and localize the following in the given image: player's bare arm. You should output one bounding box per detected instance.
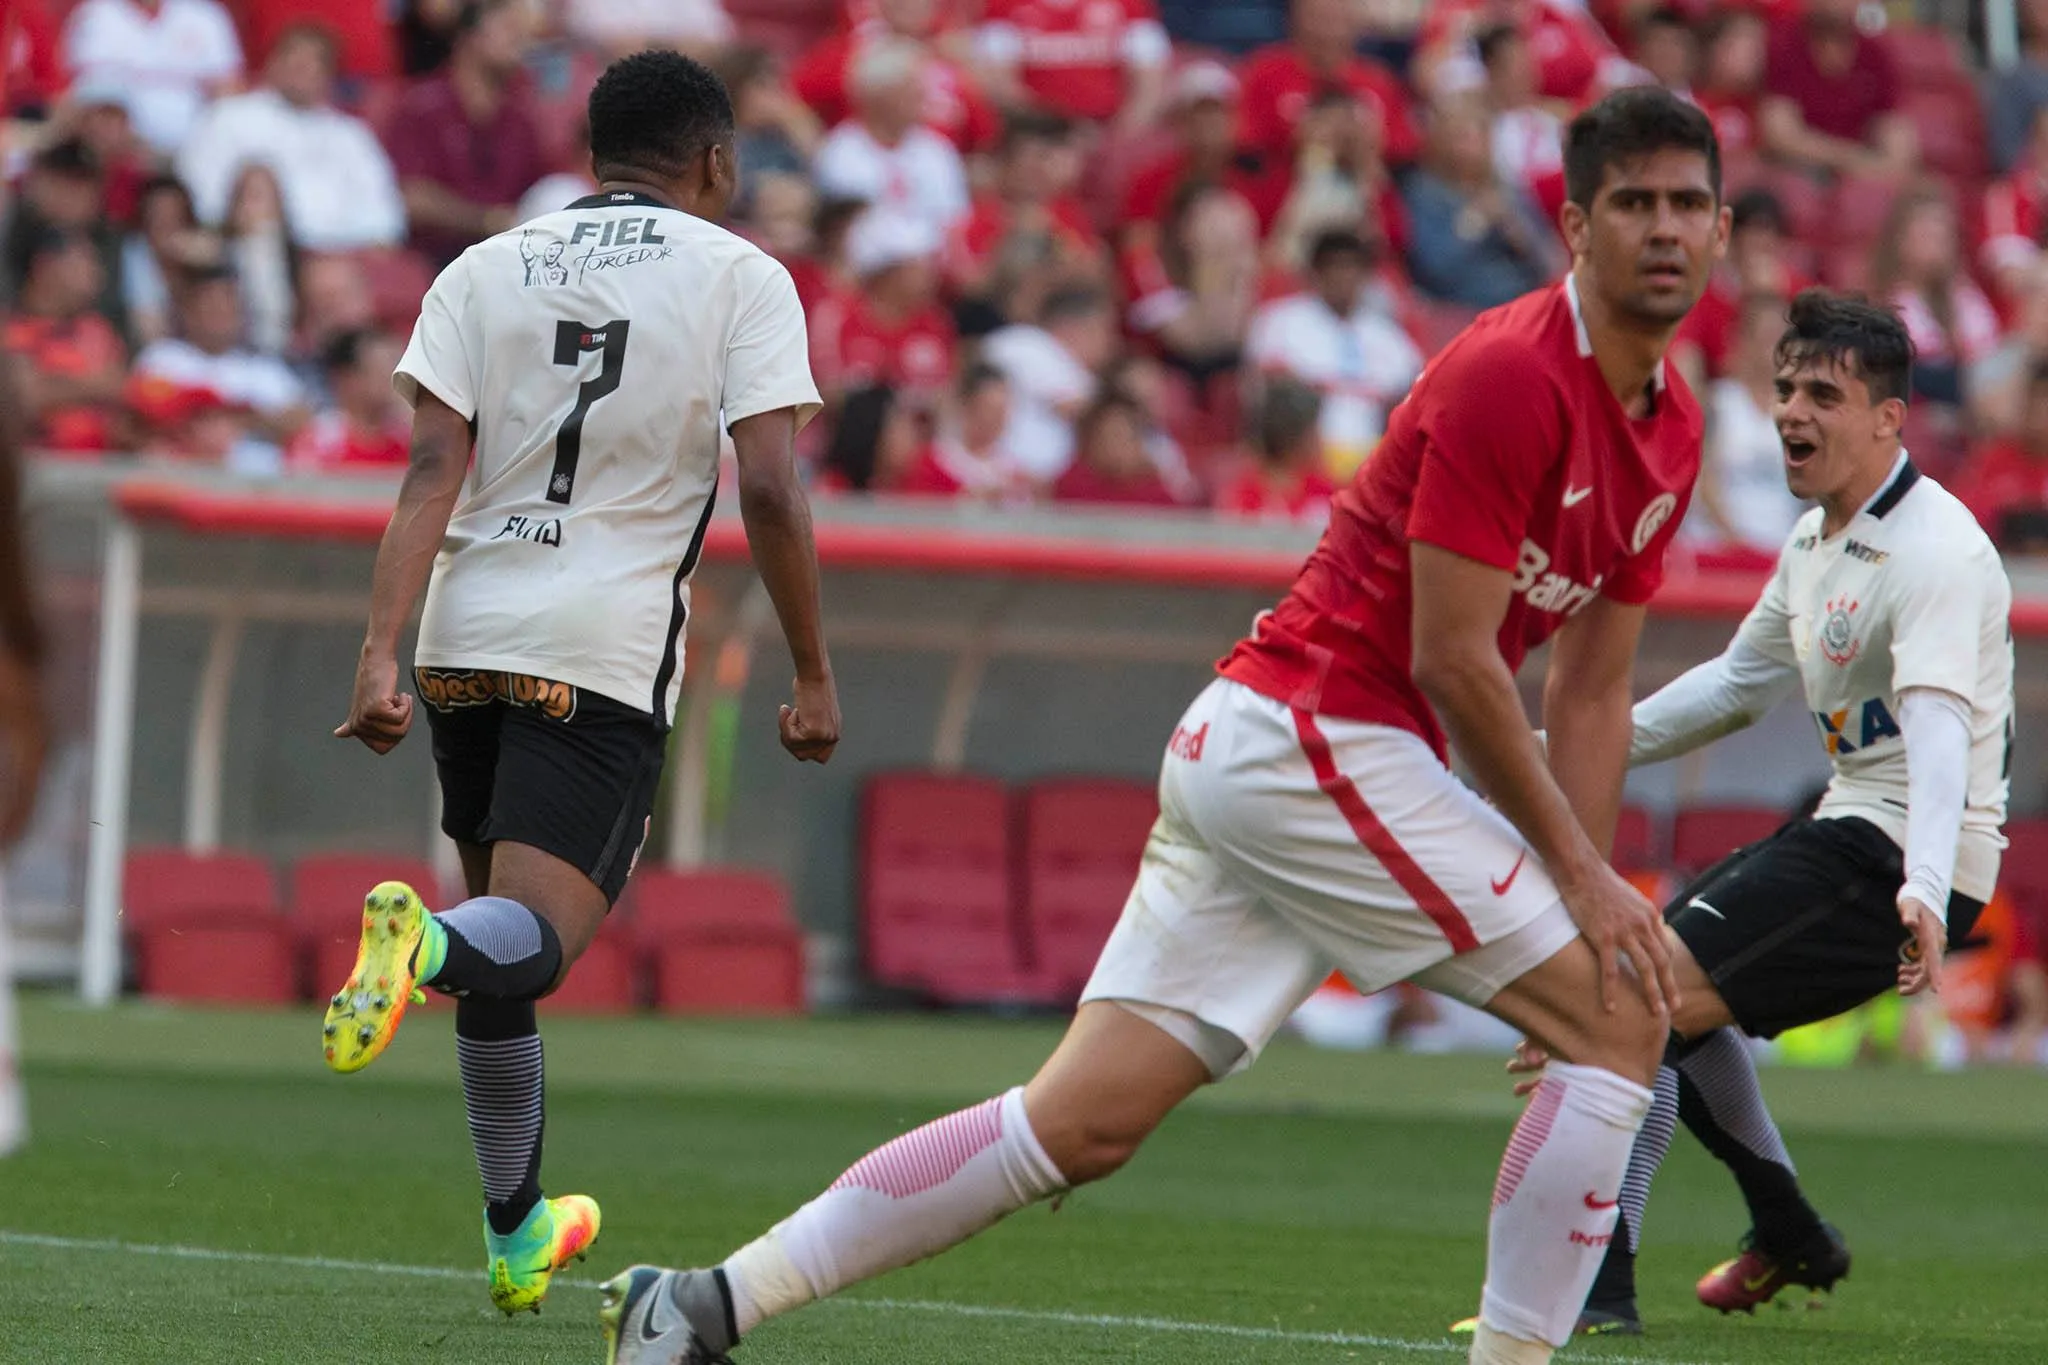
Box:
[730,406,839,764]
[335,391,471,754]
[1410,543,1677,1016]
[1543,594,1648,859]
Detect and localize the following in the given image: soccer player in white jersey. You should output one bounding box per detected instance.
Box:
[323,51,839,1316]
[1524,291,2014,1334]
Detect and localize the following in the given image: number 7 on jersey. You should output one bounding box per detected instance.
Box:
[548,318,631,505]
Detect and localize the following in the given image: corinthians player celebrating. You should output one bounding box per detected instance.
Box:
[1521,290,2015,1335]
[325,50,838,1315]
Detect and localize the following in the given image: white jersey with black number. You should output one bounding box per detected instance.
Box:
[394,189,821,723]
[1734,457,2014,900]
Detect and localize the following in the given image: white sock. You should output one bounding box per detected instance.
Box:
[722,1087,1065,1334]
[1469,1321,1553,1365]
[1479,1061,1651,1348]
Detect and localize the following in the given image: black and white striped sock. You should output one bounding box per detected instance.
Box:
[1673,1028,1823,1253]
[1584,1061,1680,1311]
[457,996,547,1236]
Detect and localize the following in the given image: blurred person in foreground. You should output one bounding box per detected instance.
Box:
[326,49,837,1318]
[599,85,1723,1365]
[0,353,51,1157]
[1516,293,2014,1336]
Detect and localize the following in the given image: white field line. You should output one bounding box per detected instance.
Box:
[0,1228,1718,1363]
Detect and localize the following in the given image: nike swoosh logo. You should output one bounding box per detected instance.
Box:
[1687,896,1724,920]
[1584,1191,1620,1210]
[1742,1272,1776,1292]
[1491,850,1527,896]
[1562,485,1594,508]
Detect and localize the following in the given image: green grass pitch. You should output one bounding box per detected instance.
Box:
[5,995,2047,1363]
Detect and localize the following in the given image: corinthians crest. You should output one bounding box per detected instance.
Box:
[1819,594,1861,665]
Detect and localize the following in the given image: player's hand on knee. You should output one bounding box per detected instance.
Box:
[1562,864,1679,1019]
[1506,1037,1549,1097]
[1897,892,1944,996]
[335,655,414,755]
[779,673,840,764]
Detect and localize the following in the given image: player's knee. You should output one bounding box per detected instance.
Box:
[1580,1004,1666,1088]
[1035,1112,1151,1186]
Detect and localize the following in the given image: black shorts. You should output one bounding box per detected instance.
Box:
[415,667,668,906]
[1666,815,1984,1039]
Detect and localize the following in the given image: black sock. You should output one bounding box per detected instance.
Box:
[457,995,547,1236]
[1672,1029,1825,1254]
[428,896,563,1001]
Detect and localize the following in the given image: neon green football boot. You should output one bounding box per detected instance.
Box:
[487,1194,603,1315]
[321,881,439,1073]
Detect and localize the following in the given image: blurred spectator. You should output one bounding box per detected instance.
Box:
[396,0,463,75]
[1155,0,1286,56]
[1238,0,1417,167]
[816,383,923,492]
[1672,187,1804,387]
[1118,61,1273,268]
[744,171,819,261]
[2,140,125,327]
[1104,352,1200,499]
[1630,7,1696,94]
[566,0,731,59]
[718,47,824,202]
[793,0,997,154]
[1988,0,2048,173]
[1695,8,1769,162]
[219,164,297,356]
[4,0,66,118]
[911,362,1038,501]
[177,22,406,251]
[946,112,1102,333]
[3,230,129,456]
[133,264,309,473]
[1402,97,1564,310]
[973,0,1168,131]
[1685,292,1807,555]
[239,0,396,85]
[1052,389,1186,506]
[1870,184,2000,421]
[62,0,244,156]
[1415,0,1624,110]
[58,74,152,225]
[784,194,867,316]
[1131,184,1260,387]
[121,176,217,348]
[1980,105,2048,314]
[517,116,599,224]
[1262,87,1403,275]
[286,328,410,472]
[1759,0,1914,181]
[810,208,956,408]
[813,37,970,240]
[982,284,1116,483]
[1215,376,1336,522]
[386,0,545,268]
[1951,359,2048,552]
[1247,227,1422,479]
[1481,22,1567,229]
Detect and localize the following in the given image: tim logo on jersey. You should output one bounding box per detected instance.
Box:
[1814,697,1900,755]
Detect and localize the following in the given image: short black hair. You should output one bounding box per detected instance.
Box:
[958,361,1005,400]
[321,327,384,374]
[1636,5,1692,35]
[587,49,735,182]
[1774,289,1914,405]
[1563,85,1719,209]
[33,138,98,179]
[823,384,898,491]
[1001,110,1071,154]
[1254,378,1322,460]
[1307,227,1373,271]
[1039,285,1110,327]
[1729,186,1787,236]
[1475,23,1521,69]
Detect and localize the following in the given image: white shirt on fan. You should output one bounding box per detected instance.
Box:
[394,190,821,723]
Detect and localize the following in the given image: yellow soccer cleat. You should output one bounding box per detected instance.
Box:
[488,1194,602,1315]
[321,881,433,1073]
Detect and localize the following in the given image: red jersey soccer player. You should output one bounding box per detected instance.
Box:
[600,87,1727,1365]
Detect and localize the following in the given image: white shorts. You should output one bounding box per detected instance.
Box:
[1081,678,1578,1076]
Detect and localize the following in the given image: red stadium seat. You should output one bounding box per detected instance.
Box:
[629,868,805,1015]
[1016,777,1157,1002]
[122,848,293,1004]
[860,770,1036,1004]
[1669,806,1787,876]
[547,920,641,1014]
[1612,805,1657,874]
[288,853,443,1004]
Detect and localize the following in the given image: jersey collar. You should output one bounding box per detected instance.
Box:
[1860,450,1919,520]
[565,189,675,211]
[1564,274,1668,394]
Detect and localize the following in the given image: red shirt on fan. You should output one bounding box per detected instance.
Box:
[1236,46,1419,166]
[791,33,999,153]
[810,292,957,400]
[286,410,409,470]
[978,0,1169,124]
[1699,92,1760,160]
[1218,280,1700,758]
[948,195,1100,278]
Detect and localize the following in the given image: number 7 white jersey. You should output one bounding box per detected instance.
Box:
[393,190,821,724]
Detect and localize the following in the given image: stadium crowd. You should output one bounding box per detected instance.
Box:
[2,0,2048,546]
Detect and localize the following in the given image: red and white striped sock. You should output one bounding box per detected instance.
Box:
[722,1086,1065,1335]
[1477,1061,1652,1351]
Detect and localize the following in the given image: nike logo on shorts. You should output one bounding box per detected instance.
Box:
[1687,896,1725,919]
[1491,850,1527,896]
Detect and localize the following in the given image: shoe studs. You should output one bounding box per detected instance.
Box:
[357,1024,374,1044]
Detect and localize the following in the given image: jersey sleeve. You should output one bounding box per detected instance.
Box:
[392,260,479,419]
[1730,538,1800,667]
[725,258,824,432]
[1405,336,1566,572]
[1889,539,1996,699]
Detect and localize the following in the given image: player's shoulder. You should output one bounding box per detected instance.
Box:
[1886,471,2007,572]
[1430,287,1576,378]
